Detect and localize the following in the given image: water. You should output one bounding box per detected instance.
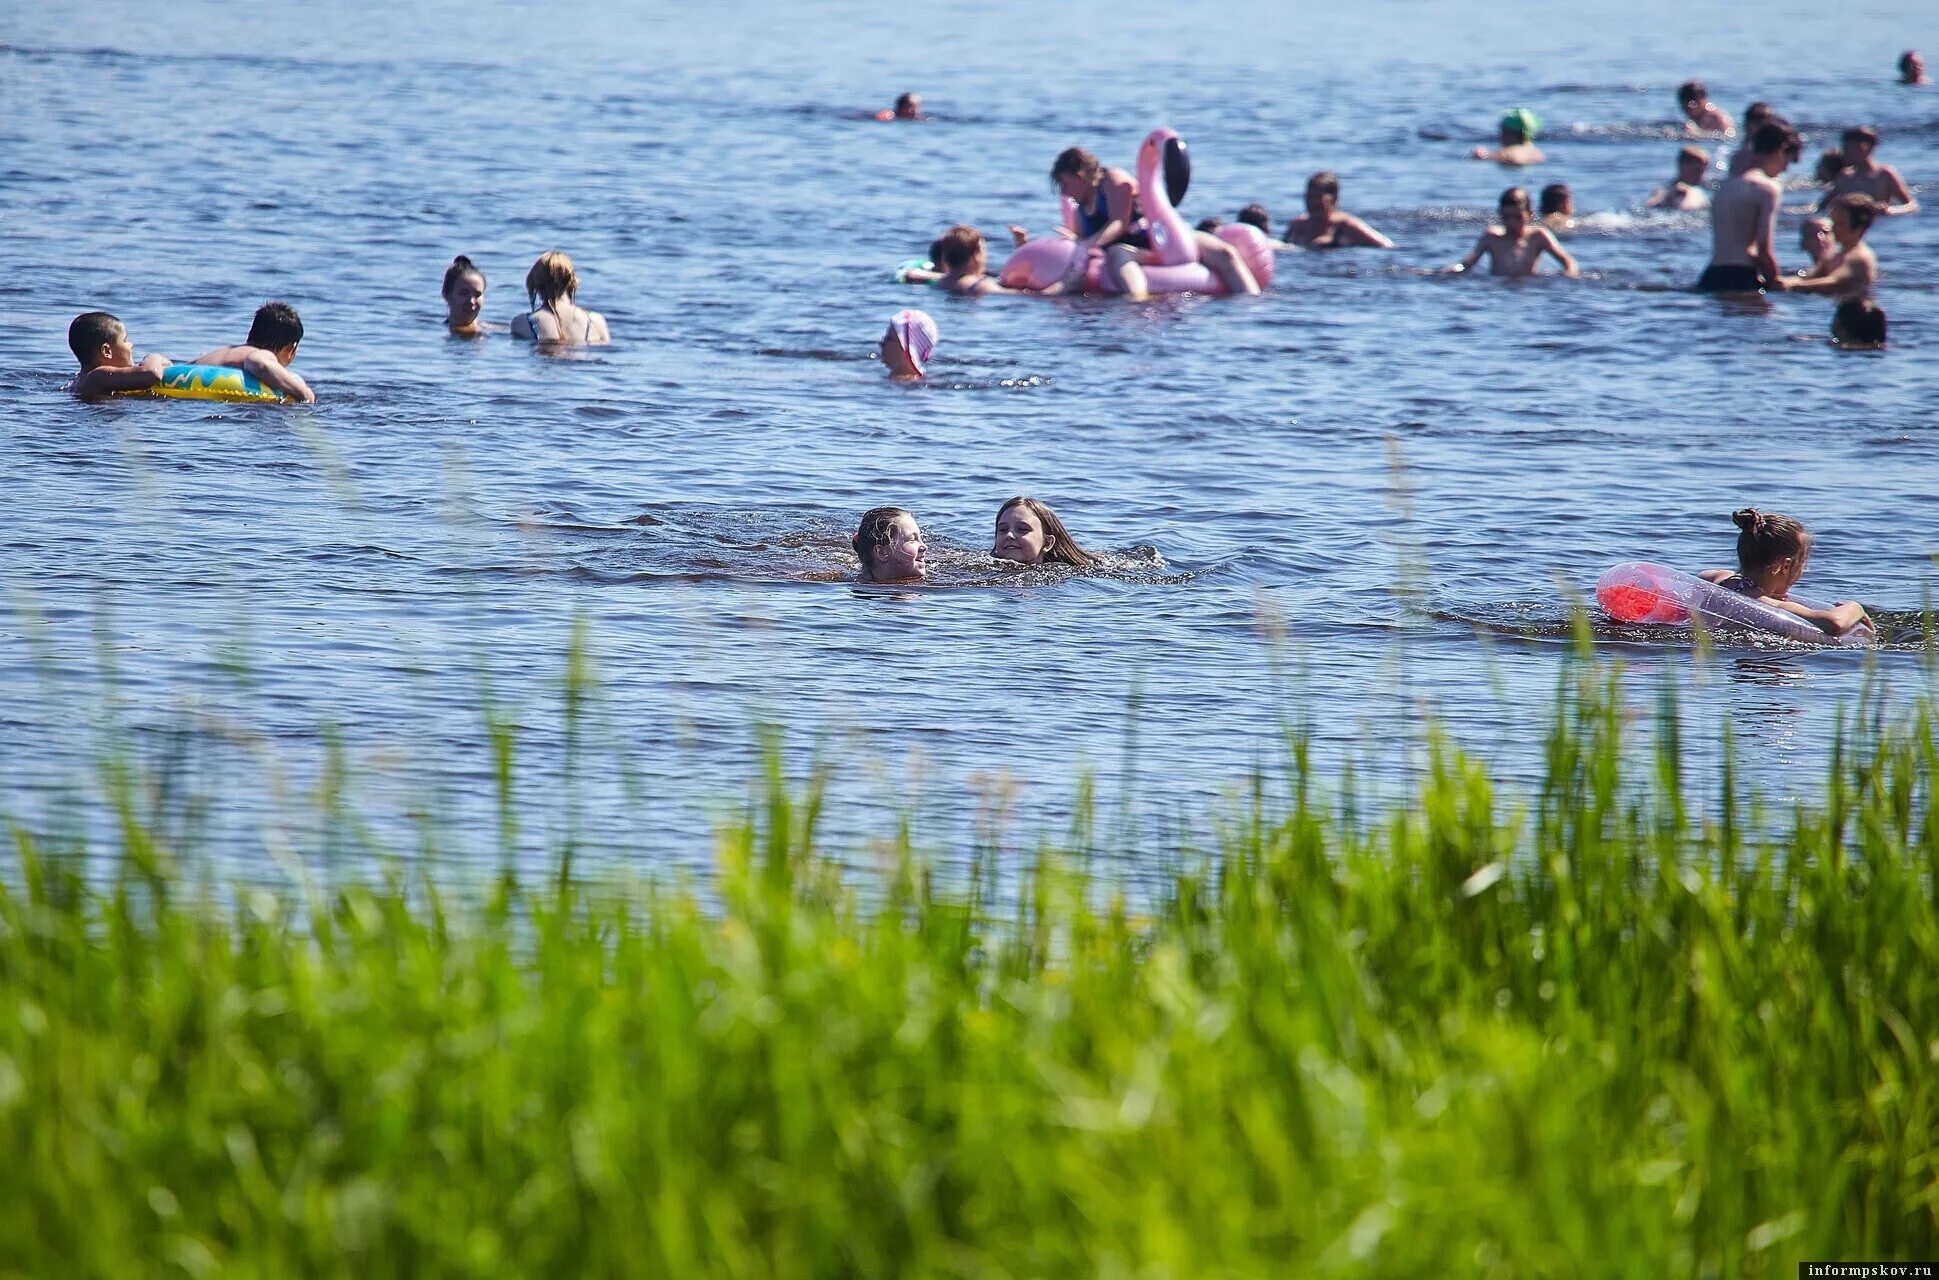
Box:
[2,0,1934,875]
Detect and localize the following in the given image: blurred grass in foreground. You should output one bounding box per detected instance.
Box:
[0,640,1936,1279]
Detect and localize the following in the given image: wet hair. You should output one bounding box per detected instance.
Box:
[68,311,124,365]
[247,301,303,351]
[1832,298,1887,348]
[1731,508,1810,575]
[935,224,984,271]
[1498,186,1531,212]
[1306,171,1341,200]
[894,92,919,115]
[1677,80,1707,106]
[1050,147,1101,185]
[1677,144,1709,167]
[442,254,485,298]
[525,251,579,309]
[852,506,916,575]
[996,496,1094,568]
[1751,120,1800,159]
[1538,183,1571,215]
[1841,125,1879,149]
[1743,101,1774,129]
[1237,202,1272,232]
[1830,192,1881,234]
[1814,149,1846,183]
[1196,216,1223,232]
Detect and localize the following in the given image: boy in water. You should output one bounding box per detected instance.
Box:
[1539,183,1575,231]
[1698,120,1797,293]
[1677,81,1734,135]
[1471,109,1545,166]
[67,312,171,397]
[1831,298,1887,348]
[1284,172,1393,247]
[1234,203,1288,248]
[1647,146,1711,210]
[1785,194,1882,300]
[1822,127,1919,215]
[1446,187,1579,277]
[195,301,316,403]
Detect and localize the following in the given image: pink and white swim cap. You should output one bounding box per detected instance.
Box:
[890,308,938,373]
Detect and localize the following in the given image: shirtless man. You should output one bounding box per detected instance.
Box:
[1446,187,1579,277]
[1822,127,1919,216]
[1677,80,1734,135]
[1786,194,1881,300]
[1699,121,1796,293]
[1284,172,1393,248]
[1471,109,1545,166]
[1647,146,1711,210]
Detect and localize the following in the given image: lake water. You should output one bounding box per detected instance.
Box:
[2,0,1934,876]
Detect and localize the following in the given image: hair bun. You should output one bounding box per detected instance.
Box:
[1732,507,1761,532]
[452,254,474,269]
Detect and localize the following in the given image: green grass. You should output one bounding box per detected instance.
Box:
[1,650,1936,1279]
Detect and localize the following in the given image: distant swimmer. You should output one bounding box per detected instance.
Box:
[1235,204,1288,249]
[991,496,1094,568]
[1727,103,1780,174]
[1831,298,1887,349]
[1539,182,1575,232]
[874,93,923,122]
[1646,146,1711,210]
[1899,51,1928,86]
[880,308,936,380]
[1700,508,1870,639]
[1677,81,1735,135]
[1821,128,1919,216]
[931,226,1018,295]
[510,252,610,345]
[1196,216,1224,233]
[66,311,171,397]
[1697,120,1798,293]
[852,506,927,582]
[442,255,487,336]
[1284,172,1393,248]
[1785,194,1881,301]
[195,301,316,403]
[1471,109,1545,166]
[1446,187,1579,278]
[1799,216,1833,266]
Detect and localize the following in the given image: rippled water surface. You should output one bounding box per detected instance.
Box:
[3,0,1934,871]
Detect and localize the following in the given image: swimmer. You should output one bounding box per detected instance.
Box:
[442,255,486,336]
[1284,172,1393,248]
[1813,149,1846,186]
[1235,203,1289,249]
[511,252,610,345]
[66,312,170,397]
[1831,298,1887,349]
[1677,81,1735,135]
[1699,508,1870,638]
[880,308,936,380]
[1539,182,1575,232]
[194,301,315,403]
[1899,51,1928,86]
[1196,216,1224,233]
[991,496,1094,568]
[1446,187,1579,278]
[1821,128,1919,216]
[1785,194,1881,301]
[874,92,923,122]
[1799,216,1833,266]
[1697,120,1797,293]
[1646,146,1711,210]
[1471,109,1545,166]
[1049,146,1259,299]
[898,238,949,286]
[852,506,927,582]
[1727,103,1782,173]
[932,226,1017,295]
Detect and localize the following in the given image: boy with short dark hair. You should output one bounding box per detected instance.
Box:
[1783,194,1882,300]
[195,301,315,402]
[1822,127,1919,216]
[1676,80,1734,135]
[67,311,170,397]
[1647,145,1712,210]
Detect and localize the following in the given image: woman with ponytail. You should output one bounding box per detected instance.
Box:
[1700,508,1871,637]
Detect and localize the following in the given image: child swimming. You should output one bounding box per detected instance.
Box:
[1539,183,1575,232]
[66,312,170,397]
[932,226,1015,295]
[1676,81,1735,135]
[1831,298,1887,349]
[1471,109,1545,166]
[991,496,1094,568]
[1699,508,1870,638]
[442,255,487,336]
[1646,146,1711,210]
[510,252,610,345]
[880,309,936,380]
[852,507,927,582]
[194,301,316,403]
[1447,188,1579,278]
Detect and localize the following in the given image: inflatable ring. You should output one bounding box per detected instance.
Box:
[128,363,288,404]
[1596,561,1872,647]
[894,257,936,284]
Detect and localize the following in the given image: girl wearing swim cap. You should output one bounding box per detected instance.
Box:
[1471,109,1546,166]
[880,309,937,380]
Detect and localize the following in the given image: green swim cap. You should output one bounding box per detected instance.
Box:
[1500,108,1540,140]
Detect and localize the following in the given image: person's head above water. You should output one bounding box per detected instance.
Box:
[1840,125,1880,160]
[1237,202,1272,232]
[992,496,1094,568]
[1676,80,1710,117]
[1677,145,1709,181]
[1742,101,1778,133]
[1831,298,1888,349]
[880,308,936,380]
[852,506,927,582]
[936,225,986,273]
[1498,186,1532,227]
[524,251,580,310]
[248,301,304,361]
[1827,192,1882,241]
[1050,146,1103,201]
[1304,171,1341,215]
[1498,108,1539,145]
[895,92,922,119]
[1730,508,1812,591]
[1814,148,1846,183]
[68,311,132,370]
[1899,50,1926,85]
[1539,182,1573,216]
[1799,215,1833,259]
[442,255,486,333]
[1750,120,1801,166]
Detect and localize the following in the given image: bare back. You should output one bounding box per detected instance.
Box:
[1709,170,1779,268]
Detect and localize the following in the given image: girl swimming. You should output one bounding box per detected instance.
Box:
[1699,508,1871,637]
[991,496,1093,568]
[853,506,927,582]
[880,309,935,380]
[933,226,1014,296]
[442,255,487,336]
[510,252,610,345]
